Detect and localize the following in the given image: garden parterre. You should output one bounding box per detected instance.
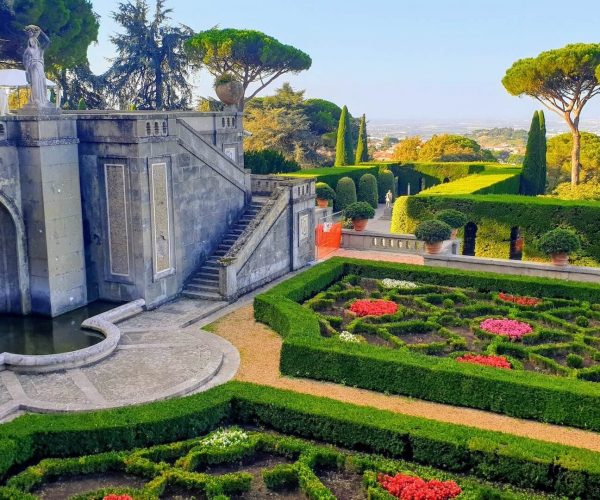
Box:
[254,258,600,431]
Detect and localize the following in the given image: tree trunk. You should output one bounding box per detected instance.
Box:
[571,128,581,186]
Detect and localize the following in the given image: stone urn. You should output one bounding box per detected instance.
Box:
[550,253,569,266]
[352,218,368,232]
[215,78,244,107]
[424,241,444,254]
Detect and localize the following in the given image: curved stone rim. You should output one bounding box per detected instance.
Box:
[0,299,145,373]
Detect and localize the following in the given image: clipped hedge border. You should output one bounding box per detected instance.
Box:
[1,382,600,498]
[254,257,600,432]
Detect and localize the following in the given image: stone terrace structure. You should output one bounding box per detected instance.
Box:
[0,111,315,317]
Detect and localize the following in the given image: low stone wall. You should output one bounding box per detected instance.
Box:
[424,254,600,283]
[0,299,144,373]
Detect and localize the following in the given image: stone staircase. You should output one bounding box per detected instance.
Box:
[182,200,265,300]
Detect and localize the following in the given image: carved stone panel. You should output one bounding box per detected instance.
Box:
[150,161,173,278]
[104,163,130,277]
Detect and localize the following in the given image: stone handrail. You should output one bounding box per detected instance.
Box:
[0,300,144,373]
[176,118,250,195]
[341,229,426,254]
[218,188,291,299]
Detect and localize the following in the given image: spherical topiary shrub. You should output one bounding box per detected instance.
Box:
[335,176,357,211]
[538,228,581,255]
[358,173,379,209]
[315,182,336,201]
[345,201,376,220]
[415,219,452,243]
[436,209,467,229]
[377,170,395,203]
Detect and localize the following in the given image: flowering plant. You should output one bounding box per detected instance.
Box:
[349,299,398,317]
[378,473,461,500]
[103,496,133,500]
[498,292,541,307]
[456,354,512,369]
[339,331,362,343]
[479,318,532,340]
[381,278,419,289]
[202,428,248,448]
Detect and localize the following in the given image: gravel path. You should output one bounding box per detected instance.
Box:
[209,304,600,453]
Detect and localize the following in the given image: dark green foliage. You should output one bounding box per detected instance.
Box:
[567,354,584,369]
[357,173,378,208]
[355,114,369,163]
[377,169,395,203]
[244,150,300,175]
[415,220,452,243]
[520,111,547,195]
[538,228,581,255]
[105,0,193,110]
[287,165,379,191]
[334,176,357,211]
[436,209,467,229]
[391,194,600,267]
[263,464,298,490]
[254,258,600,431]
[345,202,375,220]
[315,182,336,201]
[335,105,354,166]
[77,98,87,110]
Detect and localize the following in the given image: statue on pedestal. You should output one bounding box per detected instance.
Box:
[19,25,58,115]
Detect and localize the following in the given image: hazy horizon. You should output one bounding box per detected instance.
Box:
[88,0,600,126]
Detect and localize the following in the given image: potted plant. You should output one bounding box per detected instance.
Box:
[415,219,452,254]
[344,201,375,231]
[214,73,244,107]
[538,228,581,266]
[436,209,467,239]
[315,182,336,208]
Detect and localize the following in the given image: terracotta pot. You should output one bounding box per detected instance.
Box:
[424,241,443,254]
[450,228,459,239]
[352,218,368,231]
[551,253,569,266]
[316,198,329,208]
[215,81,244,106]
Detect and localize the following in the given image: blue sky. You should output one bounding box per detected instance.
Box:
[88,0,600,126]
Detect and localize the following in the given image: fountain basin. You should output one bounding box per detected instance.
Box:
[0,300,144,373]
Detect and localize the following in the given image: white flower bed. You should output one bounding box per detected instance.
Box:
[202,428,249,448]
[339,331,362,343]
[381,278,419,289]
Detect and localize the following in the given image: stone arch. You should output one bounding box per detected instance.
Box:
[0,191,30,314]
[462,222,478,256]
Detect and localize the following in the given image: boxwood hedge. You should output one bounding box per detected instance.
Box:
[254,257,600,431]
[1,382,600,498]
[391,194,600,266]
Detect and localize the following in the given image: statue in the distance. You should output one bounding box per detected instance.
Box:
[20,25,56,114]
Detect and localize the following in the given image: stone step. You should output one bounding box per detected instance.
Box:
[190,277,218,287]
[186,283,220,293]
[197,268,219,277]
[182,290,223,301]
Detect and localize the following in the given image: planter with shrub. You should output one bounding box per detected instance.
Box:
[315,182,335,208]
[214,73,244,106]
[415,219,452,254]
[538,228,581,266]
[436,209,467,239]
[345,201,375,231]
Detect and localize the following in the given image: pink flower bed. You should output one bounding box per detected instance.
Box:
[456,354,512,369]
[349,299,398,317]
[479,318,532,340]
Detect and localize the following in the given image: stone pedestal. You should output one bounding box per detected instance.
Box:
[17,116,87,316]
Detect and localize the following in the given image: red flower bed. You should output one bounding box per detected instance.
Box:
[103,495,133,500]
[479,318,532,340]
[456,353,512,369]
[349,299,398,317]
[378,473,461,500]
[498,292,541,307]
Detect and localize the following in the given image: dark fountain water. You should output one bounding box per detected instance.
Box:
[0,301,119,355]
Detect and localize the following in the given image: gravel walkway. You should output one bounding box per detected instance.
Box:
[209,304,600,453]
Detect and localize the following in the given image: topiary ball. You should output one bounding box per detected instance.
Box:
[316,182,336,200]
[357,173,379,209]
[415,219,452,243]
[335,177,357,211]
[538,228,581,255]
[345,201,376,220]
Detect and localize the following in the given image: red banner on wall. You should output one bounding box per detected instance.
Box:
[316,221,342,260]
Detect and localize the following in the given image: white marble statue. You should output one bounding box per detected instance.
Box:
[385,190,393,208]
[22,25,51,109]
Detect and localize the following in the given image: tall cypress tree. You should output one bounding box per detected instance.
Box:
[355,114,369,163]
[335,105,354,166]
[520,111,541,195]
[537,110,547,195]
